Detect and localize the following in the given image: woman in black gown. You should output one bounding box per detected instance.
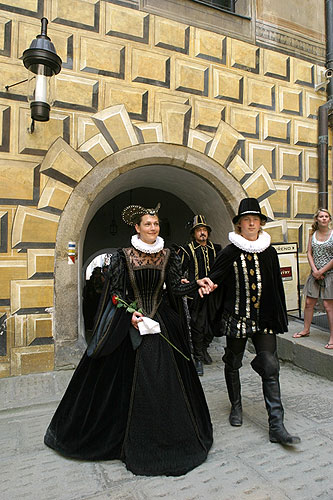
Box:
[44,203,213,476]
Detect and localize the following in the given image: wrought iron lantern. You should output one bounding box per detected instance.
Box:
[22,17,62,124]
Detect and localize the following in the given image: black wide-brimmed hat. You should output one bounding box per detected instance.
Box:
[190,215,212,233]
[232,198,267,224]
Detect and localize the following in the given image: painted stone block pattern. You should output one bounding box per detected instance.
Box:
[0,104,10,152]
[104,83,148,122]
[247,79,275,110]
[268,184,291,218]
[27,249,55,279]
[263,50,290,81]
[293,185,318,219]
[278,87,302,116]
[80,37,125,79]
[18,107,70,156]
[194,29,226,64]
[37,178,73,213]
[0,0,330,377]
[54,74,99,113]
[230,39,259,74]
[213,69,243,103]
[279,147,303,181]
[248,143,276,178]
[154,17,189,54]
[11,207,59,250]
[263,114,291,143]
[230,108,259,139]
[193,99,225,133]
[131,48,170,87]
[51,0,100,32]
[175,59,209,96]
[0,159,39,204]
[160,102,191,145]
[105,3,149,43]
[11,279,53,315]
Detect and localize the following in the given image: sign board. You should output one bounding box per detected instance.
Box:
[272,242,300,314]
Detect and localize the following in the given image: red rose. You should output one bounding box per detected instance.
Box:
[112,294,118,305]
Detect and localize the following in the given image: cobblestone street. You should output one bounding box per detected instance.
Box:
[1,338,333,500]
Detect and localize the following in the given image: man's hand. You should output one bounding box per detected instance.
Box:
[197,277,217,298]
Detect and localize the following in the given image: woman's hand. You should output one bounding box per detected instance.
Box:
[312,269,324,280]
[131,311,143,330]
[197,277,217,298]
[181,278,190,284]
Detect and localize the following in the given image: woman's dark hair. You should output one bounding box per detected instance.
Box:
[134,213,160,226]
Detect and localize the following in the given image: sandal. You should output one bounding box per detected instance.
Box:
[324,343,333,349]
[292,332,310,338]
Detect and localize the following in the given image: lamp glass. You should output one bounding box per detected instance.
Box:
[27,64,54,105]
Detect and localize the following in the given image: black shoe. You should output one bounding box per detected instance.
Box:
[269,425,300,445]
[195,359,204,376]
[202,348,213,365]
[229,404,242,426]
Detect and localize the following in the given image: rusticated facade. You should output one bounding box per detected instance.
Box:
[0,0,331,376]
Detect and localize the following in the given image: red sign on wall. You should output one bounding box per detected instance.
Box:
[280,266,292,280]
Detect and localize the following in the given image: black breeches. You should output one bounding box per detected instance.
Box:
[226,333,277,357]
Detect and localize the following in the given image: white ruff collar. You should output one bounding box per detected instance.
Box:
[229,231,271,253]
[131,234,164,254]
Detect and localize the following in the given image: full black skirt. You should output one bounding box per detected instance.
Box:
[44,302,213,476]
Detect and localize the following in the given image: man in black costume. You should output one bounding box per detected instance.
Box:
[178,215,221,375]
[195,198,300,445]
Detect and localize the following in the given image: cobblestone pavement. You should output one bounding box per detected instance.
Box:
[1,339,333,500]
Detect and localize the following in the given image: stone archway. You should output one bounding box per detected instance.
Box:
[10,104,282,371]
[53,143,247,367]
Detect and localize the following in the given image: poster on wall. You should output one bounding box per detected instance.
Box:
[272,242,300,315]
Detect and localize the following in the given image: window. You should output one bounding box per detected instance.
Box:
[191,0,237,13]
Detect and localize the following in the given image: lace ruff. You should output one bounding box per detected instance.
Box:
[131,235,164,254]
[229,231,271,253]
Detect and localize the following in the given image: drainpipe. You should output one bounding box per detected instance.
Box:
[318,0,333,209]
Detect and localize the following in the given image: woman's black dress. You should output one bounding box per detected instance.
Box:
[44,247,213,476]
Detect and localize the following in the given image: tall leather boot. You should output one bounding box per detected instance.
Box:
[222,347,244,426]
[251,351,300,445]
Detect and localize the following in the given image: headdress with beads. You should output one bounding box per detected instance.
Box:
[122,203,161,226]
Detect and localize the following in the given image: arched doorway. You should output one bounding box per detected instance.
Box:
[53,143,245,368]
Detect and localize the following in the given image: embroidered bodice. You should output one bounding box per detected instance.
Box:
[109,247,199,318]
[312,231,333,274]
[123,247,169,317]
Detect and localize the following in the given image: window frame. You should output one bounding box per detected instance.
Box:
[190,0,237,15]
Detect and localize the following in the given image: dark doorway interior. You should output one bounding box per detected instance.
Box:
[82,188,195,337]
[83,187,195,265]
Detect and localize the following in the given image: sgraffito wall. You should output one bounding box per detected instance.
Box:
[0,0,331,376]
